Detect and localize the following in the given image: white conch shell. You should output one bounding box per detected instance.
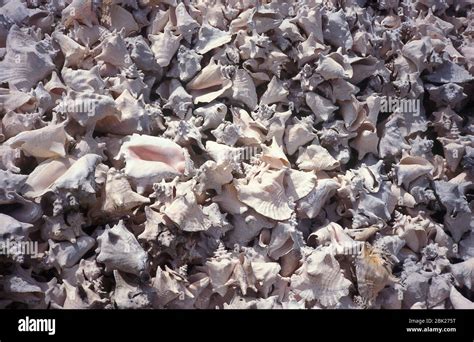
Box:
[176,45,202,82]
[316,51,352,80]
[350,122,379,160]
[213,183,248,215]
[290,247,352,307]
[61,0,98,27]
[297,177,339,218]
[305,92,338,123]
[296,144,340,171]
[96,220,148,277]
[112,270,154,309]
[323,9,353,50]
[186,59,233,104]
[57,90,120,129]
[393,212,430,253]
[0,25,55,90]
[117,134,186,194]
[52,31,89,68]
[260,138,289,169]
[194,23,232,54]
[204,244,238,297]
[153,266,192,307]
[0,88,35,112]
[339,95,367,131]
[293,5,324,43]
[164,192,212,232]
[22,157,73,198]
[96,90,156,135]
[48,154,101,194]
[194,102,227,130]
[231,107,265,144]
[235,168,292,221]
[149,26,182,67]
[6,122,70,158]
[112,271,153,309]
[40,213,84,243]
[47,236,95,270]
[395,155,433,187]
[195,160,233,193]
[100,167,150,215]
[297,32,330,65]
[284,169,317,202]
[2,265,48,306]
[147,7,170,35]
[230,69,258,110]
[160,79,193,119]
[94,30,135,70]
[0,170,42,223]
[61,66,104,93]
[226,210,275,246]
[104,5,139,37]
[1,111,44,141]
[173,2,199,43]
[260,76,289,105]
[284,116,317,155]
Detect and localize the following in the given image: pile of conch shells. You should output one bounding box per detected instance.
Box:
[0,0,473,309]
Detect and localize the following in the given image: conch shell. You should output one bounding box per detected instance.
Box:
[117,134,186,194]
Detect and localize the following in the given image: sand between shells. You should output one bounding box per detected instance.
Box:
[0,0,473,309]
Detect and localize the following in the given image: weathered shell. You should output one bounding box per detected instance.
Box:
[117,134,186,194]
[235,168,292,221]
[96,220,148,277]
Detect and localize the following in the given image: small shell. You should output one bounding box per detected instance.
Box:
[46,236,95,270]
[260,76,289,105]
[284,116,317,155]
[52,31,89,68]
[297,177,339,218]
[194,24,231,54]
[6,122,70,158]
[103,5,139,37]
[355,244,395,305]
[305,92,338,123]
[112,271,154,309]
[290,247,352,307]
[194,102,227,130]
[0,25,55,90]
[176,45,202,82]
[117,134,186,194]
[296,144,340,172]
[235,168,292,221]
[61,0,98,28]
[164,192,212,232]
[186,59,232,104]
[100,167,150,215]
[96,220,148,277]
[149,26,182,68]
[173,3,199,43]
